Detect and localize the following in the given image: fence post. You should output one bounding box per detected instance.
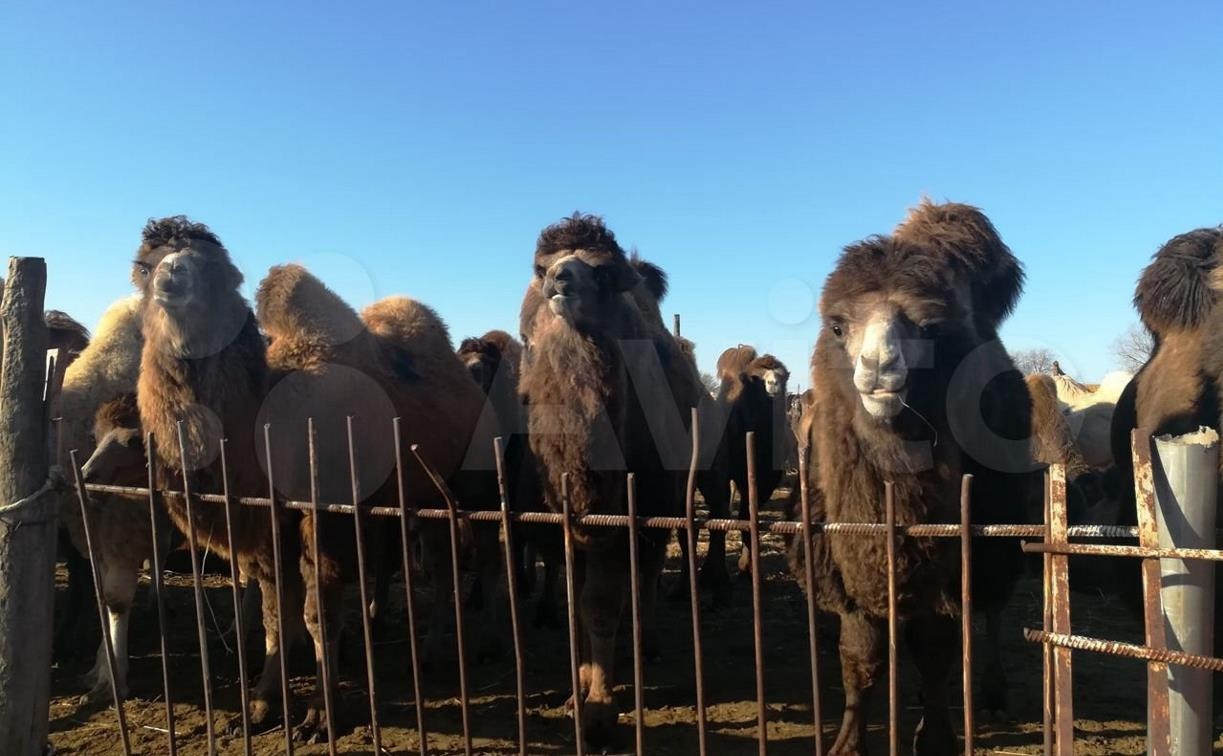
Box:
[0,257,53,756]
[1151,428,1218,754]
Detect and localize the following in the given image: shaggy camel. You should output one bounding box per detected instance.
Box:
[715,346,791,573]
[456,330,563,626]
[133,216,302,729]
[51,295,148,701]
[519,213,704,747]
[256,264,501,738]
[1110,226,1223,630]
[791,200,1033,754]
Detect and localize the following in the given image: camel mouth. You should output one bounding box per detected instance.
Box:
[859,388,905,420]
[548,294,573,316]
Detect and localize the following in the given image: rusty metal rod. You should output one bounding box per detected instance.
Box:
[885,481,898,756]
[1041,471,1054,756]
[494,437,528,756]
[412,440,473,756]
[797,450,823,756]
[627,473,646,756]
[261,424,294,756]
[1022,540,1223,562]
[1023,629,1223,671]
[684,407,709,756]
[69,450,132,756]
[219,439,252,756]
[83,481,1159,540]
[307,420,338,756]
[175,421,217,756]
[145,434,177,756]
[745,432,767,756]
[392,419,428,756]
[1048,463,1074,755]
[561,474,587,756]
[1132,431,1171,753]
[959,474,974,754]
[346,418,382,753]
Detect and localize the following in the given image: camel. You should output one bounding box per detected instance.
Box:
[51,295,147,701]
[791,200,1034,754]
[714,345,792,574]
[518,213,704,748]
[133,216,302,729]
[255,264,501,738]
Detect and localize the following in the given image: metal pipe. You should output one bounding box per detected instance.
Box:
[392,419,428,756]
[346,418,382,753]
[145,434,178,756]
[884,481,898,756]
[306,419,338,756]
[219,439,253,756]
[1021,541,1223,561]
[745,432,767,756]
[560,474,586,756]
[1152,428,1218,754]
[684,407,709,755]
[175,421,217,756]
[494,437,528,756]
[626,473,645,756]
[959,474,974,754]
[1023,629,1223,671]
[797,450,823,756]
[69,450,132,756]
[261,424,295,756]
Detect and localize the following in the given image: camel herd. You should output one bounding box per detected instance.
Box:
[38,205,1223,754]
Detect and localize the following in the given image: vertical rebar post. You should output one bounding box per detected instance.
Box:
[626,473,645,756]
[261,424,295,756]
[745,432,766,756]
[493,437,528,756]
[219,439,253,756]
[683,406,709,755]
[797,450,823,755]
[145,434,178,756]
[69,450,132,756]
[175,421,217,756]
[561,474,586,756]
[306,419,338,756]
[885,481,898,756]
[392,419,428,756]
[346,418,382,753]
[959,474,974,754]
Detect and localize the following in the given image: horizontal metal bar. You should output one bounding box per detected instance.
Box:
[80,483,1139,538]
[1022,629,1223,672]
[1022,541,1223,562]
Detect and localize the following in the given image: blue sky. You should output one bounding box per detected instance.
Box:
[2,2,1220,383]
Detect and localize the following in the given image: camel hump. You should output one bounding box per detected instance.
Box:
[255,263,364,346]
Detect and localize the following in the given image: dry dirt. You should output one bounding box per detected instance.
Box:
[47,489,1205,755]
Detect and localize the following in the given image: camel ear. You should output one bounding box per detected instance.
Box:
[601,260,642,294]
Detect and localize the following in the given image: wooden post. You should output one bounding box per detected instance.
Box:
[0,257,53,756]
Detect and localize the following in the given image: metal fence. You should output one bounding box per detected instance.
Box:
[64,416,1223,755]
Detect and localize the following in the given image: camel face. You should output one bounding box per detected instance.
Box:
[758,367,788,398]
[149,251,204,311]
[538,253,636,331]
[826,292,940,423]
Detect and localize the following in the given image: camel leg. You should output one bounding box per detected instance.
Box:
[981,602,1009,717]
[535,549,561,629]
[906,614,957,756]
[579,544,627,750]
[829,610,884,756]
[639,532,667,663]
[250,564,304,728]
[79,560,137,706]
[699,476,733,607]
[296,554,346,744]
[420,523,451,670]
[473,524,506,662]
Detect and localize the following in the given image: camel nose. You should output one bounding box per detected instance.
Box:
[855,317,907,393]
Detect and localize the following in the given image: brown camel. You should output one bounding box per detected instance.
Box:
[519,213,703,748]
[792,200,1034,754]
[134,216,302,729]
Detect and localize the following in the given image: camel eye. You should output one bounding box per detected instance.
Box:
[919,322,941,339]
[830,323,844,338]
[534,265,546,279]
[135,263,150,279]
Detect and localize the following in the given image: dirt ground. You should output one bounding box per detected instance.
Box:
[47,489,1195,755]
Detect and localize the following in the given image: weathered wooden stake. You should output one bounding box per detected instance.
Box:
[0,257,53,755]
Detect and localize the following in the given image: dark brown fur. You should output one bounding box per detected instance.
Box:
[798,201,1032,753]
[519,213,703,746]
[133,216,299,728]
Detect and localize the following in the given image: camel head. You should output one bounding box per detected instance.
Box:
[748,354,789,399]
[458,336,502,393]
[82,394,145,486]
[135,216,247,356]
[819,201,1024,427]
[531,212,641,332]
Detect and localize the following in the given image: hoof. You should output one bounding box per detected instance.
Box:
[292,704,333,745]
[913,714,956,756]
[582,699,621,752]
[737,547,751,575]
[77,683,117,709]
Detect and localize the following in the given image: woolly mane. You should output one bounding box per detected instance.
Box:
[749,354,787,376]
[891,200,1024,336]
[1135,226,1223,335]
[1026,373,1087,474]
[536,211,625,260]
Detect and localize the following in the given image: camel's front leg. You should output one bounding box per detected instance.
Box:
[580,545,627,750]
